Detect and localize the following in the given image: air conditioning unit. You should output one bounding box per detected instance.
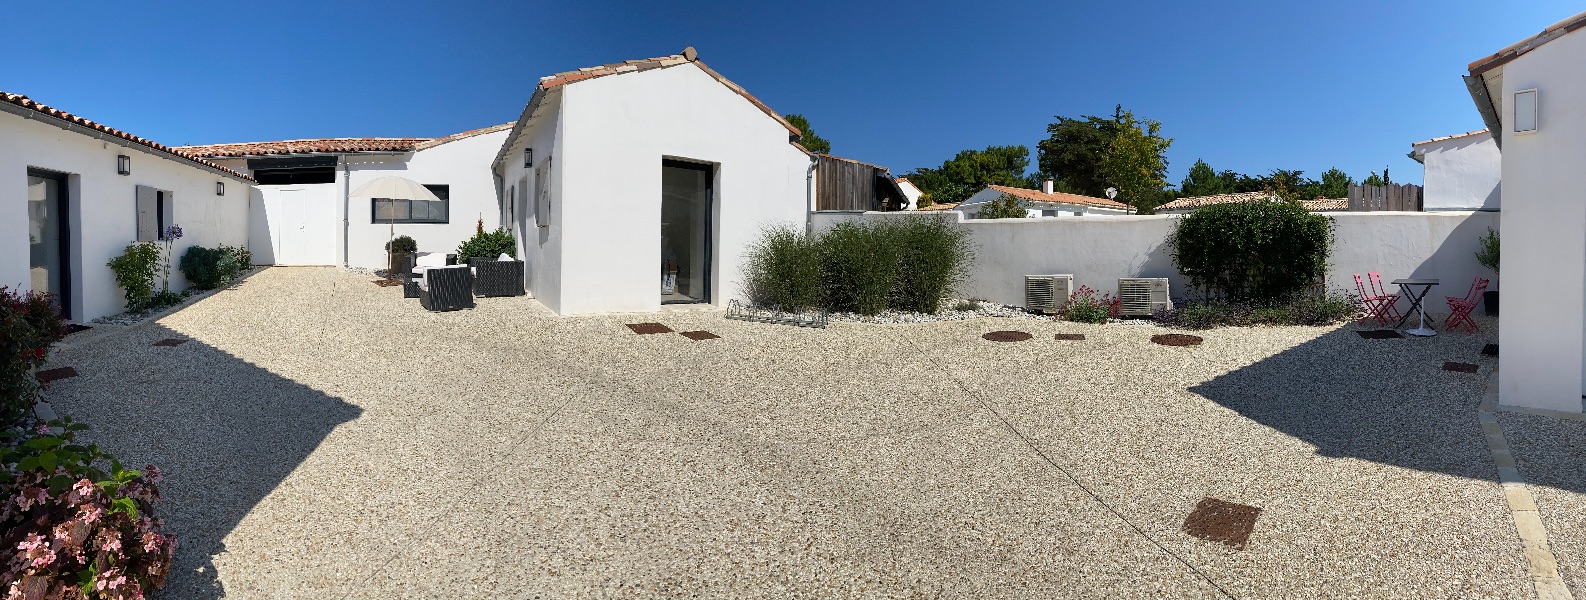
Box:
[1024,274,1074,313]
[1118,278,1173,316]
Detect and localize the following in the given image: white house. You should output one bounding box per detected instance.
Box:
[956,183,1128,218]
[491,47,810,315]
[896,177,923,210]
[1154,191,1348,214]
[0,91,256,322]
[1408,129,1501,211]
[1463,9,1586,414]
[177,123,512,270]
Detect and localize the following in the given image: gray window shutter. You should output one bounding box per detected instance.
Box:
[161,191,174,237]
[135,186,157,242]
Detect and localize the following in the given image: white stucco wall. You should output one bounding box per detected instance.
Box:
[1414,131,1501,211]
[897,179,922,210]
[1491,28,1586,413]
[498,93,566,311]
[811,210,1499,312]
[0,111,252,322]
[345,130,509,269]
[546,64,810,314]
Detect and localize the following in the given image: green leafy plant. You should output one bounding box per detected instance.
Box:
[975,194,1030,219]
[1056,286,1119,324]
[106,243,160,311]
[456,229,516,263]
[385,235,417,254]
[1168,200,1334,303]
[1,417,176,599]
[0,287,65,431]
[818,222,900,315]
[178,246,241,290]
[889,216,972,313]
[218,244,252,272]
[743,225,823,312]
[1476,227,1499,274]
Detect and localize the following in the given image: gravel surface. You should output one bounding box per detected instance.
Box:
[1497,411,1586,597]
[39,267,1543,598]
[89,267,264,326]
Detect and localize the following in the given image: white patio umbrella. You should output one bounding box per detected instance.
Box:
[351,176,441,279]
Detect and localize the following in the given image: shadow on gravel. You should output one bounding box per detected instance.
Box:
[1186,325,1532,489]
[41,324,362,600]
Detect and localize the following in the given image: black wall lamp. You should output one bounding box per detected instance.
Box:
[116,154,131,175]
[524,147,533,168]
[216,181,226,196]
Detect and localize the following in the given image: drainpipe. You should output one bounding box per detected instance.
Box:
[805,155,818,235]
[341,157,351,269]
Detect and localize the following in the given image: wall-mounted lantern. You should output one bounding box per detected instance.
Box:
[117,154,131,175]
[524,147,533,168]
[216,181,226,196]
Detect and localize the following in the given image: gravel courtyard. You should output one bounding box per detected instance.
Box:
[38,266,1584,599]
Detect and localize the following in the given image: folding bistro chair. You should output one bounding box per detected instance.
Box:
[1354,273,1398,326]
[1367,272,1402,323]
[1444,277,1489,333]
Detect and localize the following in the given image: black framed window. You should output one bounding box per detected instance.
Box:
[372,184,449,224]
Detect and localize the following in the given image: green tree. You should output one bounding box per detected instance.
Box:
[903,145,1036,205]
[1180,159,1230,197]
[1099,108,1173,213]
[1362,168,1388,187]
[975,194,1030,219]
[1318,167,1352,198]
[784,114,830,154]
[1037,113,1118,196]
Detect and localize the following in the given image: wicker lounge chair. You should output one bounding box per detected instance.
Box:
[419,265,475,311]
[469,256,526,297]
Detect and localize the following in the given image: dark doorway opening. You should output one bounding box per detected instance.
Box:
[661,159,713,305]
[27,169,71,319]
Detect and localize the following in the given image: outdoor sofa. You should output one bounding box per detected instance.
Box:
[417,264,475,311]
[468,254,526,298]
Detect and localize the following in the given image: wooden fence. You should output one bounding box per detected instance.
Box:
[1347,183,1423,212]
[814,154,905,211]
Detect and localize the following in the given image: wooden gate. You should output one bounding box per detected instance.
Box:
[1347,184,1423,211]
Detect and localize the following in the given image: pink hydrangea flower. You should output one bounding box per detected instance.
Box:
[79,504,103,525]
[15,487,48,511]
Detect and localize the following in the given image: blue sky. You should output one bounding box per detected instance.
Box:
[2,1,1577,186]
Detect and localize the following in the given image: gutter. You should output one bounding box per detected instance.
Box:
[0,101,254,184]
[1464,74,1504,149]
[805,155,818,235]
[341,157,351,269]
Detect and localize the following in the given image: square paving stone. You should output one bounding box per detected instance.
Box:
[152,338,190,347]
[626,323,673,335]
[679,330,720,341]
[1443,362,1480,373]
[36,367,78,384]
[1183,497,1261,550]
[1357,330,1404,339]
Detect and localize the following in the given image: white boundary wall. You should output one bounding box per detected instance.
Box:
[810,210,1499,311]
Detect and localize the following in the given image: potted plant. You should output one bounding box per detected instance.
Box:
[386,235,417,279]
[1475,227,1499,316]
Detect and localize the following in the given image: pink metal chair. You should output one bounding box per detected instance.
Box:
[1444,277,1490,333]
[1367,272,1402,322]
[1354,273,1399,326]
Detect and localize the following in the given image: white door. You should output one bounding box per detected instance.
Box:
[262,187,339,266]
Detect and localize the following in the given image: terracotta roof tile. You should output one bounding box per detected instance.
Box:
[412,122,515,151]
[1302,198,1348,211]
[174,137,432,158]
[1410,129,1489,147]
[984,184,1128,209]
[1,90,253,182]
[916,202,959,211]
[1157,191,1346,212]
[1469,10,1586,75]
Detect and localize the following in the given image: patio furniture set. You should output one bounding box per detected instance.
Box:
[1354,272,1489,336]
[402,252,526,311]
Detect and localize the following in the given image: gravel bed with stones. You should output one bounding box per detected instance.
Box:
[89,267,264,326]
[38,267,1540,598]
[1496,411,1586,597]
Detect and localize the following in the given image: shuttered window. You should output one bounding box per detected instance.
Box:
[534,157,551,227]
[370,184,449,224]
[135,186,173,241]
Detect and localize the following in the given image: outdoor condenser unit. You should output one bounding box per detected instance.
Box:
[1117,277,1173,316]
[1024,274,1074,313]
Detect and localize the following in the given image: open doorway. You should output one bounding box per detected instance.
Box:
[27,169,71,318]
[661,159,712,304]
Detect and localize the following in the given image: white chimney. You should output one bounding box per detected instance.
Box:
[1042,179,1054,194]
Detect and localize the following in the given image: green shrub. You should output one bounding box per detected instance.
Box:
[107,242,161,311]
[220,244,252,271]
[0,287,66,430]
[889,216,972,313]
[1476,227,1499,274]
[457,229,516,262]
[819,222,900,315]
[1168,200,1334,302]
[743,225,822,312]
[1057,286,1119,323]
[385,235,418,254]
[179,246,242,290]
[975,194,1030,219]
[1152,292,1362,329]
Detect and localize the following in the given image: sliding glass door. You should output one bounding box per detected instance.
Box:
[27,170,70,317]
[660,160,712,304]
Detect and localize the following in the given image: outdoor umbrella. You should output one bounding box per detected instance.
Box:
[351,176,441,278]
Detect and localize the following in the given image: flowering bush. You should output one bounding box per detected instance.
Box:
[1056,286,1120,324]
[1,418,174,600]
[0,287,65,431]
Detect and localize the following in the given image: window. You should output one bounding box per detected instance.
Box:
[254,168,336,185]
[1514,89,1538,133]
[135,185,174,241]
[371,184,449,224]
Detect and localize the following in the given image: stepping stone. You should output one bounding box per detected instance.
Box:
[1357,330,1403,339]
[983,331,1032,342]
[152,338,189,347]
[1443,362,1480,373]
[1152,334,1202,347]
[63,324,92,336]
[372,279,403,287]
[1054,333,1086,341]
[626,323,673,335]
[1183,497,1261,550]
[679,330,719,341]
[36,367,77,384]
[1482,343,1499,356]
